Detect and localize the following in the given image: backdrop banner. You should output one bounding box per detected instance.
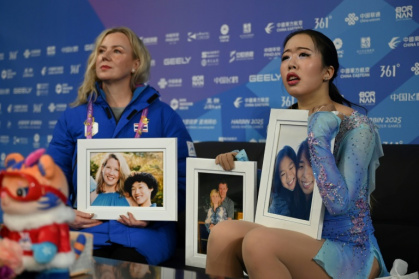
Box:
[0,0,418,163]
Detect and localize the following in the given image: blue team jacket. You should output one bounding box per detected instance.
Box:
[47,84,194,265]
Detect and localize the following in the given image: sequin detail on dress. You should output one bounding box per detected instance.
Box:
[307,111,389,279]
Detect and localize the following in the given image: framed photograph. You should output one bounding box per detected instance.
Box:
[185,158,257,268]
[255,109,332,240]
[77,138,177,221]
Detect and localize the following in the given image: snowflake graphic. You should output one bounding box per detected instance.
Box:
[345,13,359,25]
[411,62,419,75]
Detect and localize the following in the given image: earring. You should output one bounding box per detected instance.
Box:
[131,69,135,73]
[323,77,329,82]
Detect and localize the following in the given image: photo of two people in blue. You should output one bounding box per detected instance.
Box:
[89,152,163,208]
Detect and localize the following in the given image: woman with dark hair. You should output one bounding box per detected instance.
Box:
[207,29,389,278]
[292,139,314,221]
[123,172,158,207]
[268,145,298,217]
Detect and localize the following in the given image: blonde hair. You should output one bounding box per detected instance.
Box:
[71,26,151,107]
[96,153,131,195]
[209,189,222,208]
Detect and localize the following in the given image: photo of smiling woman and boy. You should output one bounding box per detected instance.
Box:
[89,152,163,208]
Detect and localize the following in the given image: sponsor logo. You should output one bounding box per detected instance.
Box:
[55,83,73,94]
[41,66,64,75]
[13,87,32,95]
[281,96,296,107]
[204,98,221,110]
[165,33,180,44]
[249,73,280,82]
[48,121,57,129]
[357,37,375,55]
[345,13,359,25]
[276,21,303,32]
[170,98,193,110]
[339,67,370,79]
[141,36,158,45]
[333,38,344,58]
[263,47,281,59]
[188,31,210,42]
[214,76,239,85]
[359,91,376,105]
[48,103,67,112]
[9,104,29,113]
[388,37,401,49]
[234,97,243,108]
[163,57,191,65]
[17,120,42,130]
[70,64,81,74]
[192,75,204,87]
[390,92,419,102]
[314,16,331,29]
[157,78,182,89]
[47,46,56,56]
[265,23,275,34]
[240,23,254,39]
[201,50,219,67]
[345,12,381,25]
[219,24,230,43]
[33,104,43,113]
[243,97,270,108]
[0,88,10,95]
[61,46,79,53]
[183,118,217,129]
[36,83,49,96]
[9,51,18,60]
[0,136,10,144]
[23,49,41,58]
[229,50,254,63]
[23,68,34,78]
[412,62,419,75]
[402,36,419,48]
[84,44,94,51]
[1,69,17,79]
[396,6,413,20]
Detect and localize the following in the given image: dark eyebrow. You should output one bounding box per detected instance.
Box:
[283,46,313,53]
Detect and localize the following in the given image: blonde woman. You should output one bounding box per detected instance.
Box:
[204,189,228,233]
[90,153,134,206]
[47,27,194,265]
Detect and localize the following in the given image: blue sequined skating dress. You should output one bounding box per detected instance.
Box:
[308,111,389,278]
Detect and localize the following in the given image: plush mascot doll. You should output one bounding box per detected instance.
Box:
[0,148,76,278]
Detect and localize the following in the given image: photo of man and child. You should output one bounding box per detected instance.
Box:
[89,152,163,208]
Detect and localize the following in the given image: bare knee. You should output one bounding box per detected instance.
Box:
[242,227,277,261]
[208,220,236,246]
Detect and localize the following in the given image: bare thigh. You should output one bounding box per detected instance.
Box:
[206,220,262,277]
[242,227,329,279]
[242,227,382,279]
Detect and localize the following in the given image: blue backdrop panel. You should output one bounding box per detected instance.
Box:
[0,0,418,165]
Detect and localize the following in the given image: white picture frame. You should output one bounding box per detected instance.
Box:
[185,158,257,269]
[77,138,177,221]
[255,109,330,240]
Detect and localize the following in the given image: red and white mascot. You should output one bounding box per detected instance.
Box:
[0,148,75,278]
